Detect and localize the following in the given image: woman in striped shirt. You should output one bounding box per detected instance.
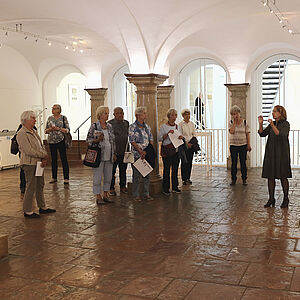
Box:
[229,105,251,186]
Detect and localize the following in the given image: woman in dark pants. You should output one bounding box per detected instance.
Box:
[159,108,183,195]
[258,105,292,208]
[229,105,251,185]
[45,104,70,184]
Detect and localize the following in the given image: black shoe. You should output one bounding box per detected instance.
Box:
[24,212,40,218]
[172,188,181,194]
[242,180,247,186]
[109,190,117,196]
[163,191,171,196]
[103,197,114,203]
[264,199,275,208]
[280,198,289,208]
[96,199,107,205]
[187,179,192,184]
[183,180,188,185]
[230,180,236,186]
[39,208,56,214]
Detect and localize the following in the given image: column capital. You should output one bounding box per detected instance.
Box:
[84,88,107,100]
[225,83,249,96]
[157,85,174,98]
[125,73,168,88]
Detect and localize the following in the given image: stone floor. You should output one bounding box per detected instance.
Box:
[0,165,300,300]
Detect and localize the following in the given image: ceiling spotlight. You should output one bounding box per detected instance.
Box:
[5,31,8,36]
[48,41,52,46]
[35,39,38,43]
[270,9,274,14]
[65,45,69,50]
[279,19,283,24]
[289,29,293,34]
[80,49,83,53]
[263,1,267,6]
[72,48,76,52]
[72,41,78,45]
[24,36,28,40]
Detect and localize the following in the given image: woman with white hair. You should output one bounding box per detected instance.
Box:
[229,105,251,185]
[158,108,183,195]
[86,106,116,205]
[45,104,70,184]
[128,106,154,201]
[16,110,56,218]
[179,108,196,185]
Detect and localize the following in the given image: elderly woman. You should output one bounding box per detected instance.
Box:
[258,105,292,208]
[129,106,154,201]
[159,108,183,195]
[229,105,251,186]
[16,111,56,218]
[87,106,116,205]
[179,109,196,185]
[45,104,70,184]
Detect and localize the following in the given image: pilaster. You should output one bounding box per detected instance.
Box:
[85,88,108,123]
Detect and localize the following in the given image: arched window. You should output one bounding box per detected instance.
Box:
[252,55,300,167]
[111,65,136,124]
[178,58,228,165]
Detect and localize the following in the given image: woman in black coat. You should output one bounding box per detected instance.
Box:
[258,105,292,208]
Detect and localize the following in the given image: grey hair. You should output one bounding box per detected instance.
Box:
[167,108,177,118]
[114,107,123,113]
[135,106,147,117]
[181,108,191,117]
[20,110,36,125]
[52,104,62,113]
[96,106,109,120]
[230,105,241,115]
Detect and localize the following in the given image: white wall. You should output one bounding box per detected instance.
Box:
[0,45,41,131]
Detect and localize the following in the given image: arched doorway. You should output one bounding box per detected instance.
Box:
[178,58,228,165]
[251,54,300,167]
[111,65,136,124]
[43,65,90,140]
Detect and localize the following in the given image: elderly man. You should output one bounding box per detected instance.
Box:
[108,107,129,195]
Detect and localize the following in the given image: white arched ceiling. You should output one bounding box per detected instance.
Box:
[1,0,300,82]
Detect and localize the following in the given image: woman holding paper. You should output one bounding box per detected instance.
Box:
[129,106,154,201]
[159,108,183,196]
[16,111,56,218]
[86,106,116,205]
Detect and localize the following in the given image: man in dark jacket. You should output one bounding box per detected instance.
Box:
[108,107,129,195]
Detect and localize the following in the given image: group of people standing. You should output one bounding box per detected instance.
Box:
[87,106,199,203]
[15,101,292,219]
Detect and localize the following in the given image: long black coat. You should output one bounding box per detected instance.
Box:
[258,120,292,179]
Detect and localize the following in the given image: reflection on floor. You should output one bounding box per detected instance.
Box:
[0,165,300,300]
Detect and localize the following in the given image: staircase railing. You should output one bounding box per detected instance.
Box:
[73,115,91,155]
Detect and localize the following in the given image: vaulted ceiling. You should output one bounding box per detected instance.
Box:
[1,0,300,81]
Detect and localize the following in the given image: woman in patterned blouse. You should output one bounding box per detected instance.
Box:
[45,104,70,184]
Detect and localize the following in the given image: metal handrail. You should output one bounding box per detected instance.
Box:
[73,115,91,157]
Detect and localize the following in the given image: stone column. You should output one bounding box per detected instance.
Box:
[85,88,107,123]
[225,83,249,119]
[157,85,174,129]
[225,83,250,169]
[125,73,168,194]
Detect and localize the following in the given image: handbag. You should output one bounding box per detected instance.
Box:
[83,144,101,167]
[83,123,101,168]
[161,143,176,158]
[62,116,72,149]
[10,134,19,155]
[123,141,134,163]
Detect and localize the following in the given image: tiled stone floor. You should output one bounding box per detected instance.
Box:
[0,165,300,299]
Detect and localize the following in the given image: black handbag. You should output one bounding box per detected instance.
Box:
[62,116,72,149]
[83,144,101,168]
[10,134,19,155]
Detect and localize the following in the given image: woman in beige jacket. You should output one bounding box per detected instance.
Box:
[16,111,56,218]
